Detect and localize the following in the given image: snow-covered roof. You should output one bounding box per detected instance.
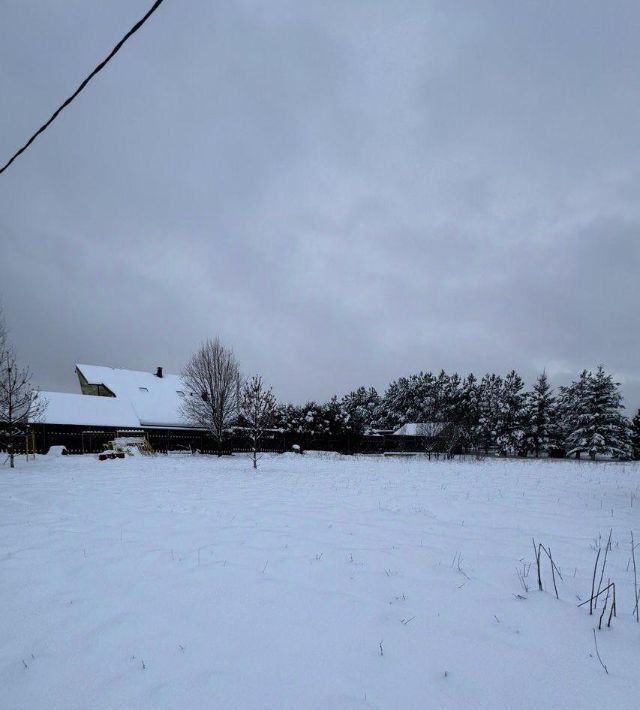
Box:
[393,422,447,437]
[38,391,140,428]
[75,364,189,428]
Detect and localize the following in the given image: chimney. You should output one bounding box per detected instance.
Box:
[155,366,163,378]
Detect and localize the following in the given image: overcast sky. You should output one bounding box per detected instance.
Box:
[1,0,639,410]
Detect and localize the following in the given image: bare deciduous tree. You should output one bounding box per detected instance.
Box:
[240,375,276,469]
[0,308,6,358]
[180,338,240,456]
[0,310,47,468]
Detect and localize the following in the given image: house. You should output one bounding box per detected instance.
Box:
[392,422,447,437]
[388,421,459,456]
[32,364,208,454]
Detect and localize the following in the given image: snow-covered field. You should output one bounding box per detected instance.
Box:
[1,453,639,710]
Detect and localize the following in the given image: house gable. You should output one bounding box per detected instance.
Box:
[75,364,190,429]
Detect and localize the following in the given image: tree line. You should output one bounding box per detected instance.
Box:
[182,338,640,463]
[1,321,639,467]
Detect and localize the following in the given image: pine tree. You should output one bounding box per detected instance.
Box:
[454,373,480,451]
[630,409,640,460]
[273,403,299,433]
[563,366,631,460]
[321,396,349,436]
[377,370,466,431]
[475,374,503,453]
[524,371,558,457]
[299,402,324,435]
[403,372,435,422]
[441,372,462,423]
[430,370,462,423]
[377,377,408,429]
[341,386,380,435]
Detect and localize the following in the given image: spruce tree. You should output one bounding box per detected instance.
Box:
[524,371,558,457]
[564,366,631,460]
[631,409,640,460]
[495,370,527,456]
[557,370,590,456]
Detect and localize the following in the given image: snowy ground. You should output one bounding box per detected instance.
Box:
[1,453,639,710]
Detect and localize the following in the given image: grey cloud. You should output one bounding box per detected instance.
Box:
[0,0,638,411]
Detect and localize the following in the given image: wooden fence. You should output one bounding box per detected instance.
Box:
[6,424,464,457]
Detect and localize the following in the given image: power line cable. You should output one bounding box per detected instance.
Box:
[0,0,166,176]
